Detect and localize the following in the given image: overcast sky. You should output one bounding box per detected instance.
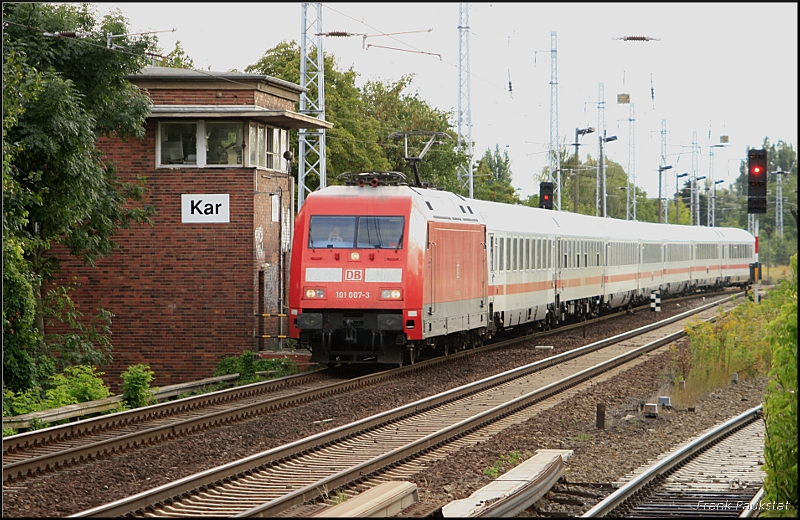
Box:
[98,2,798,199]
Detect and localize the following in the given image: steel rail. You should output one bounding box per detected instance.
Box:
[581,405,764,518]
[3,370,329,453]
[71,298,734,518]
[6,293,735,485]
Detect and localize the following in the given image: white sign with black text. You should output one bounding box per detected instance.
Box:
[182,194,230,223]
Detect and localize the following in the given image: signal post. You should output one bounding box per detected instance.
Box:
[747,149,767,303]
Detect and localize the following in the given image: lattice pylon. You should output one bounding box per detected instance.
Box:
[298,2,327,210]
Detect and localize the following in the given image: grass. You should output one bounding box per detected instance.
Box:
[664,272,792,409]
[482,451,526,478]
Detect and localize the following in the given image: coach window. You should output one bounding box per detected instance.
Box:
[541,240,544,269]
[541,239,546,270]
[539,239,545,269]
[512,238,518,271]
[566,240,571,268]
[521,238,526,271]
[572,240,577,268]
[506,238,512,270]
[498,237,505,272]
[531,239,535,270]
[574,240,579,267]
[541,239,545,270]
[525,238,530,270]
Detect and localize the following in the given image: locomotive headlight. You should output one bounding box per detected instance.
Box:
[349,251,360,261]
[380,289,402,300]
[304,288,326,299]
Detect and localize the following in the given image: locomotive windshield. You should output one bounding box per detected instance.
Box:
[309,216,405,249]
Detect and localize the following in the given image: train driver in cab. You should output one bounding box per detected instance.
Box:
[328,226,344,242]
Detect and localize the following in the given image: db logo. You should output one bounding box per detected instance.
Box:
[345,269,363,281]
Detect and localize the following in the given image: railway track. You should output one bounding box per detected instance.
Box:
[69,294,741,518]
[3,292,736,486]
[582,405,766,518]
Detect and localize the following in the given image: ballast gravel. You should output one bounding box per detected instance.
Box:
[1,295,769,518]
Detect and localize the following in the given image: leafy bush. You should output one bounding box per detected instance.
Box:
[2,365,112,434]
[214,351,298,385]
[47,365,112,403]
[257,357,298,379]
[121,364,156,409]
[762,254,798,516]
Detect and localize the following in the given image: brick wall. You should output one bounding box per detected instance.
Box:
[144,89,296,111]
[50,120,292,392]
[252,175,293,349]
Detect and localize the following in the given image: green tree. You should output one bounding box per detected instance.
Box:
[162,40,195,69]
[362,75,463,192]
[246,41,390,187]
[561,151,593,214]
[473,159,519,204]
[3,3,156,392]
[3,49,46,391]
[482,145,512,183]
[247,42,465,193]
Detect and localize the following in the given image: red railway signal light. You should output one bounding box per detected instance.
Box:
[539,182,554,210]
[747,149,767,214]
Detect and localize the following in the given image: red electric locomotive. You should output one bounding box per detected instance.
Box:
[288,171,487,366]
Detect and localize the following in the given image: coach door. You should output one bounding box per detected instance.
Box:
[488,233,495,297]
[555,236,563,303]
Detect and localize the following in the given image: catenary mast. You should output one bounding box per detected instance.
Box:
[549,31,561,210]
[457,3,474,198]
[298,3,326,209]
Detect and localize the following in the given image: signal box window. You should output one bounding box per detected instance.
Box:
[160,122,197,165]
[159,121,243,167]
[249,123,287,170]
[309,216,405,249]
[206,122,243,165]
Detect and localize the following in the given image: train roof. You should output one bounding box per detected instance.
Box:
[305,185,754,243]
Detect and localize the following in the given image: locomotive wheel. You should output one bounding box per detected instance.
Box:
[403,346,416,366]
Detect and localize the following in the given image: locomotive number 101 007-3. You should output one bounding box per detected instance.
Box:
[336,291,371,299]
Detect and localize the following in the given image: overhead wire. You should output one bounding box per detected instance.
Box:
[320,2,514,97]
[7,19,461,157]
